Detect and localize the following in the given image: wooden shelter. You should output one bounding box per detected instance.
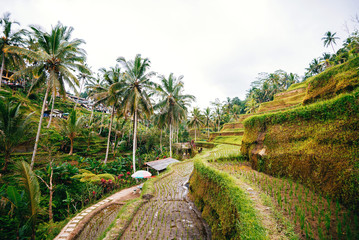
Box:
[145,158,180,175]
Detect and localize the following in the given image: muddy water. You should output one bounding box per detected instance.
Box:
[121,161,211,240]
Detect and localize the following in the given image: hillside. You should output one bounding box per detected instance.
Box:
[0,87,109,164]
[190,57,359,239]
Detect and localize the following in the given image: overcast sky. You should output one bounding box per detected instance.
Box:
[2,0,359,108]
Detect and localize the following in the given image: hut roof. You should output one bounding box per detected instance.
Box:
[145,158,180,171]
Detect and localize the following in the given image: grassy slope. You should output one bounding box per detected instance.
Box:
[240,58,359,211]
[190,146,268,239]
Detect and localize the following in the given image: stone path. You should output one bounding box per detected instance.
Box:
[121,161,211,240]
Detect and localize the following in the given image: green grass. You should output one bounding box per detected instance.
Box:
[190,145,267,239]
[212,135,243,146]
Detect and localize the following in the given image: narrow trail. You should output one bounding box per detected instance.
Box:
[121,161,211,240]
[211,162,294,240]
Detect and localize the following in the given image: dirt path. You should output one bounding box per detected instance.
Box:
[211,162,292,240]
[121,161,211,240]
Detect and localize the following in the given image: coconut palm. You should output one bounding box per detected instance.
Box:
[210,98,222,131]
[152,113,166,153]
[0,100,33,171]
[117,54,156,172]
[245,94,259,114]
[188,107,204,141]
[305,58,322,77]
[203,107,211,139]
[86,72,105,124]
[92,66,124,164]
[283,72,299,89]
[74,64,92,110]
[322,31,340,53]
[5,23,88,169]
[61,110,84,155]
[155,73,195,157]
[0,12,26,89]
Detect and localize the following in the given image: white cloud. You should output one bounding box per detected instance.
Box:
[2,0,359,108]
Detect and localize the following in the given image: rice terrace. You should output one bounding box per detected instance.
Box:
[1,1,359,239]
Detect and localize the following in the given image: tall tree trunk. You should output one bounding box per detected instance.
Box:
[207,122,210,139]
[331,43,336,54]
[46,90,55,128]
[69,138,73,155]
[31,84,50,169]
[2,151,10,172]
[195,128,197,141]
[90,107,94,123]
[160,129,162,153]
[49,187,53,221]
[132,110,138,173]
[74,78,84,110]
[48,165,54,222]
[99,112,104,134]
[169,124,172,157]
[0,54,4,89]
[104,106,115,164]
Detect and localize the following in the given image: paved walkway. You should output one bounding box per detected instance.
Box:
[121,161,211,240]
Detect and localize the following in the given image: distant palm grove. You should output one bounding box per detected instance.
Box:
[0,11,358,240]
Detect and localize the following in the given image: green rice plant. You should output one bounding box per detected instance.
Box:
[318,225,324,240]
[311,206,315,218]
[277,191,282,208]
[305,224,309,239]
[325,211,331,233]
[300,210,305,230]
[345,220,352,240]
[337,221,342,239]
[335,199,340,218]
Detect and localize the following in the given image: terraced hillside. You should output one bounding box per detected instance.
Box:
[191,57,359,240]
[206,81,308,147]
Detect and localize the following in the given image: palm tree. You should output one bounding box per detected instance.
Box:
[203,107,211,139]
[74,64,92,110]
[61,110,84,155]
[283,72,299,89]
[210,98,222,131]
[0,100,33,171]
[188,107,204,141]
[245,94,259,114]
[320,53,333,70]
[305,58,322,77]
[117,54,156,172]
[5,23,88,169]
[86,72,105,124]
[15,161,41,240]
[0,12,25,89]
[92,66,123,164]
[155,73,195,157]
[152,113,166,153]
[322,31,340,53]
